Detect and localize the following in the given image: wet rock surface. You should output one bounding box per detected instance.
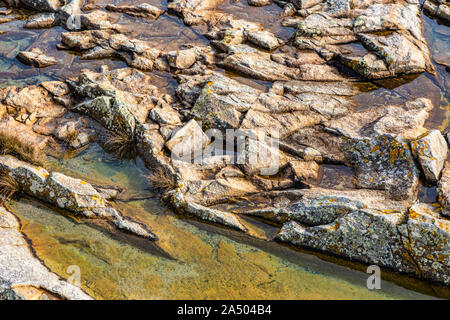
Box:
[0,0,449,297]
[0,206,92,300]
[0,155,157,240]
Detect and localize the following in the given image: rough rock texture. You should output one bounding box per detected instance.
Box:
[17,48,58,68]
[290,1,435,79]
[0,207,92,300]
[424,0,450,22]
[411,130,448,183]
[4,0,449,288]
[276,188,449,285]
[398,203,449,285]
[72,67,160,135]
[438,161,450,217]
[325,98,434,140]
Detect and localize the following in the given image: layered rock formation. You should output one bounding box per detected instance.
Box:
[0,0,448,297]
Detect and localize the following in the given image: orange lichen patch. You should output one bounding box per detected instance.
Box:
[381,209,396,215]
[80,181,87,185]
[207,81,214,86]
[327,223,339,231]
[12,285,60,300]
[438,221,449,232]
[371,145,380,153]
[91,195,103,205]
[409,209,420,220]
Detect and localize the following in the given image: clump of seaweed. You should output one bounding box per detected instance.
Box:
[147,166,177,194]
[64,129,79,144]
[103,131,138,160]
[0,130,45,165]
[0,169,20,204]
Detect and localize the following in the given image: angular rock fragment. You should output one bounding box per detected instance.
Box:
[3,85,66,118]
[106,3,164,19]
[167,48,197,69]
[61,31,161,71]
[72,67,160,134]
[247,0,271,6]
[245,30,284,50]
[291,1,434,79]
[73,95,136,135]
[343,134,419,200]
[149,104,182,125]
[171,190,247,232]
[24,13,57,29]
[40,81,70,97]
[166,119,210,159]
[411,130,448,183]
[398,203,450,285]
[17,48,58,68]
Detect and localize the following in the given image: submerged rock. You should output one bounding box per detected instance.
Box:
[0,156,157,240]
[0,207,93,300]
[16,48,58,68]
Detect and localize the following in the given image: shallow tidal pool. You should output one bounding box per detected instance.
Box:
[8,144,443,300]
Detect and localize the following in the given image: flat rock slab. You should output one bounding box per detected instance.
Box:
[0,207,93,300]
[343,134,419,200]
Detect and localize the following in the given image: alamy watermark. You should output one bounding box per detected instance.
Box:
[67,265,81,287]
[366,265,381,290]
[170,126,281,176]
